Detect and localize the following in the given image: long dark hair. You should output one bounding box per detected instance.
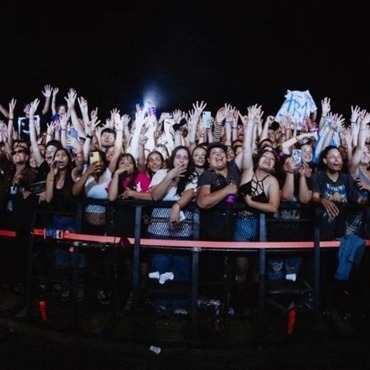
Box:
[146,150,165,178]
[51,147,75,199]
[166,145,193,196]
[117,153,139,193]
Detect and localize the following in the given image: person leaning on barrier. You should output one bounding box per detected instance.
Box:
[232,105,280,313]
[71,149,114,305]
[312,145,367,240]
[312,144,367,310]
[147,145,196,313]
[2,145,36,229]
[196,139,242,290]
[196,103,244,241]
[348,108,370,235]
[45,147,85,302]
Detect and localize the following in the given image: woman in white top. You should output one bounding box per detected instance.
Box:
[72,149,113,234]
[148,145,196,312]
[71,149,114,305]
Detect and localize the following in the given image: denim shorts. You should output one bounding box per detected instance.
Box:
[233,216,259,241]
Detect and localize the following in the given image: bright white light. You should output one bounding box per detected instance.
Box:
[142,84,162,111]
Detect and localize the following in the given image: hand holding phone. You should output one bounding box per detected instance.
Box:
[201,111,212,128]
[89,151,100,164]
[292,149,302,168]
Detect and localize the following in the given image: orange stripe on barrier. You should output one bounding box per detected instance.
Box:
[138,239,316,250]
[28,228,329,250]
[0,229,16,238]
[31,228,370,250]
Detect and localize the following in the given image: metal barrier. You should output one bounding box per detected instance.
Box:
[2,200,369,327]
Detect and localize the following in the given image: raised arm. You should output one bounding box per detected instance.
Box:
[259,115,275,144]
[188,100,206,152]
[319,97,331,130]
[29,98,44,167]
[58,114,69,149]
[127,104,147,160]
[349,109,370,179]
[6,98,16,150]
[41,84,52,116]
[240,105,260,171]
[108,111,124,173]
[66,88,85,138]
[213,106,227,143]
[83,116,100,163]
[51,87,59,116]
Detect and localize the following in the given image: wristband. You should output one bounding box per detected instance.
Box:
[175,201,182,209]
[86,134,93,139]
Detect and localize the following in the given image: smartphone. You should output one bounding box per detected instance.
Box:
[292,149,302,168]
[201,111,211,128]
[89,151,100,163]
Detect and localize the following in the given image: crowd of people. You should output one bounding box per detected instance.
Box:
[0,85,369,315]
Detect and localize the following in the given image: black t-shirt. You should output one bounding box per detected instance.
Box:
[197,161,240,240]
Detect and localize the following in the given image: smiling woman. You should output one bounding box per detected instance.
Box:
[312,145,366,241]
[147,145,197,313]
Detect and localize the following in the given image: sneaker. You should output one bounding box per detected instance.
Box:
[96,289,110,305]
[174,308,189,316]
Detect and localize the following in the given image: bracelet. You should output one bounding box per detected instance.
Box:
[8,117,13,120]
[175,201,182,209]
[61,129,67,131]
[86,134,93,139]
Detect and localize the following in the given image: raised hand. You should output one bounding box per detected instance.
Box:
[321,97,331,117]
[216,106,226,123]
[350,105,361,124]
[42,84,53,98]
[30,98,40,115]
[192,100,207,118]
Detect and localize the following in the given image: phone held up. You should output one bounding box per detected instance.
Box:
[292,149,302,168]
[201,111,212,128]
[89,151,100,164]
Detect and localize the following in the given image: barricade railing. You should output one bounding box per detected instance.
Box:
[2,199,370,326]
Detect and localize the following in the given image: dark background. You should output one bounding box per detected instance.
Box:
[2,2,369,120]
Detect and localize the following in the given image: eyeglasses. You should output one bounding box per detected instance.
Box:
[13,150,25,155]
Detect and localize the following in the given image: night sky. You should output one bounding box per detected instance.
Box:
[2,3,369,120]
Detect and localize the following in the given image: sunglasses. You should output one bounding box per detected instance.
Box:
[13,149,26,155]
